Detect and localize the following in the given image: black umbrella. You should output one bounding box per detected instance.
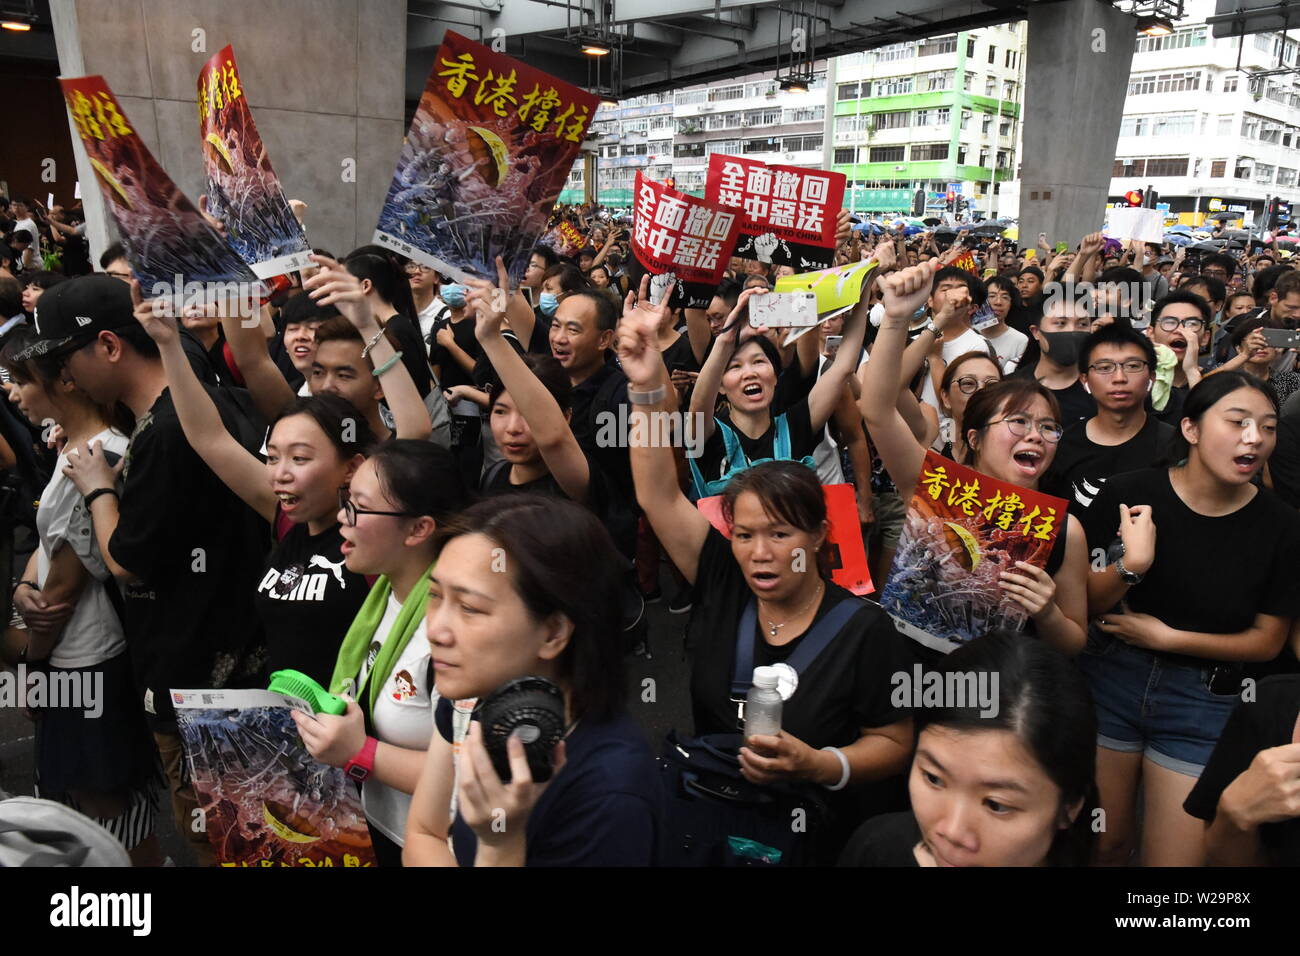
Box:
[1189,239,1227,251]
[1221,229,1250,241]
[971,223,1008,236]
[922,217,943,226]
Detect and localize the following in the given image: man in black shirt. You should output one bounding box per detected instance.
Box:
[1044,324,1172,518]
[1010,288,1097,426]
[27,275,268,865]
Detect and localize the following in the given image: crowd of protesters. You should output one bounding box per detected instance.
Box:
[1,186,1299,869]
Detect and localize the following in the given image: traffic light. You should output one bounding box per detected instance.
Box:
[1142,186,1158,209]
[665,177,676,191]
[912,189,926,216]
[1124,189,1144,207]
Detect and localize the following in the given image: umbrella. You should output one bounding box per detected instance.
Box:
[1163,233,1195,247]
[1167,224,1193,234]
[1222,229,1250,241]
[971,223,1007,237]
[1189,239,1226,251]
[922,217,943,226]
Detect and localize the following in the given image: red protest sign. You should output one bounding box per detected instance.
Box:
[706,155,845,268]
[632,171,741,287]
[697,483,872,596]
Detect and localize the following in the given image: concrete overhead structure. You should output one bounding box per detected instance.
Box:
[48,0,408,265]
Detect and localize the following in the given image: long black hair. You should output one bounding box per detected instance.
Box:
[1161,370,1278,467]
[915,631,1099,867]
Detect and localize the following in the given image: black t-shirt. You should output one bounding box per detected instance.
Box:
[255,520,369,685]
[693,397,817,489]
[1081,469,1300,655]
[660,331,701,374]
[773,356,817,414]
[434,700,661,866]
[1271,399,1300,508]
[1043,415,1174,518]
[688,528,913,746]
[570,360,634,500]
[1009,362,1096,426]
[837,810,921,867]
[382,312,433,398]
[109,388,270,728]
[1154,383,1188,428]
[1184,675,1300,866]
[428,314,481,391]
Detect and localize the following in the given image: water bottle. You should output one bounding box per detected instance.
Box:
[743,666,783,739]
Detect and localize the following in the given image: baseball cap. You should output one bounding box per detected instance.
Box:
[14,273,136,360]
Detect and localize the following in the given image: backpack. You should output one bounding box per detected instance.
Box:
[0,795,130,866]
[687,413,817,501]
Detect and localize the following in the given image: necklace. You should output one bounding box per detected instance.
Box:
[760,581,825,638]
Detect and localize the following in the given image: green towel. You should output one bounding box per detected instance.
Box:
[329,564,433,718]
[1150,342,1178,413]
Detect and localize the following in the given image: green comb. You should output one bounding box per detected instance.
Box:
[268,669,348,715]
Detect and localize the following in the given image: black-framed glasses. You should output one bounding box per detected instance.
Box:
[989,414,1064,444]
[403,263,433,275]
[1087,359,1150,375]
[1156,316,1205,332]
[338,489,416,527]
[954,375,1001,395]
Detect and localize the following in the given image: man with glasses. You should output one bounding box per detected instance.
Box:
[1199,253,1236,285]
[1044,324,1172,518]
[1147,291,1209,426]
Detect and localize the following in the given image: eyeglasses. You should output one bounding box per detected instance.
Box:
[989,414,1064,444]
[953,375,1001,395]
[1156,316,1205,332]
[404,263,433,275]
[1087,359,1150,375]
[338,489,416,527]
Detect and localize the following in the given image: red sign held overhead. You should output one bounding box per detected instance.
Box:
[631,172,742,286]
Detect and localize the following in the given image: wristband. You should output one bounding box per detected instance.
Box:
[83,487,118,509]
[360,326,386,359]
[821,746,851,791]
[14,579,38,597]
[372,351,404,378]
[343,736,379,782]
[628,384,667,406]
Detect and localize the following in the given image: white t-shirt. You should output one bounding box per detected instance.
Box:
[36,429,129,668]
[12,217,40,260]
[359,593,435,846]
[919,326,994,413]
[416,296,448,345]
[982,325,1029,375]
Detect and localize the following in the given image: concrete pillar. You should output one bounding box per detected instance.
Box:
[1019,0,1135,250]
[49,0,407,266]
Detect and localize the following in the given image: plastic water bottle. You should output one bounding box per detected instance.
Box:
[743,666,783,739]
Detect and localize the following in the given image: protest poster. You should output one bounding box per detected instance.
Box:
[373,30,597,287]
[1107,206,1164,245]
[61,75,257,290]
[879,451,1066,654]
[173,688,376,867]
[706,155,845,269]
[196,45,311,279]
[774,259,877,317]
[697,483,872,596]
[630,171,742,309]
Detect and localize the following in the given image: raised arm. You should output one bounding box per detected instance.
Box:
[219,301,296,424]
[858,260,941,495]
[683,307,713,367]
[620,277,710,585]
[132,281,277,522]
[468,262,591,504]
[808,270,872,430]
[305,255,432,441]
[688,288,759,444]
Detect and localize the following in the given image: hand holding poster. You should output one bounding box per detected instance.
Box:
[706,155,845,270]
[196,45,312,279]
[630,171,742,308]
[173,688,376,867]
[879,451,1066,654]
[774,259,877,316]
[374,30,598,287]
[698,483,872,595]
[61,76,256,289]
[1107,206,1164,245]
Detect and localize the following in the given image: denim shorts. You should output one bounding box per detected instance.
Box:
[1077,629,1242,777]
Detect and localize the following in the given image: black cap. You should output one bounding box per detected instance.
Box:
[15,274,136,360]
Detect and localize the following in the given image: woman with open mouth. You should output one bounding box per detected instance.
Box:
[619,278,915,862]
[1079,371,1300,866]
[860,260,1090,661]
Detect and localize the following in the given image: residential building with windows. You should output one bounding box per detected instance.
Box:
[1109,0,1300,225]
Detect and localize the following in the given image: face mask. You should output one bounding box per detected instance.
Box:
[539,292,559,316]
[1040,330,1090,368]
[442,284,466,308]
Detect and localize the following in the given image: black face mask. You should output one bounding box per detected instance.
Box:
[1041,330,1090,369]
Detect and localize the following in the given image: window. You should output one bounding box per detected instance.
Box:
[924,71,953,91]
[1223,75,1239,93]
[675,89,708,106]
[871,42,914,63]
[1210,159,1226,178]
[957,146,967,164]
[1005,50,1017,69]
[874,110,911,130]
[706,111,741,131]
[1003,80,1016,99]
[1217,115,1233,136]
[982,114,992,133]
[996,150,1009,169]
[837,81,863,101]
[1000,119,1012,135]
[783,134,822,152]
[834,147,857,164]
[708,85,745,102]
[918,35,957,56]
[744,108,782,127]
[868,145,906,163]
[979,148,989,167]
[743,137,781,154]
[1145,157,1189,177]
[1279,167,1299,187]
[1112,158,1146,176]
[1134,26,1207,52]
[985,76,997,96]
[674,142,705,158]
[911,143,949,161]
[784,105,825,123]
[1235,158,1254,179]
[967,37,975,57]
[1127,71,1201,95]
[705,139,741,156]
[988,45,996,63]
[836,115,871,134]
[964,71,976,92]
[873,76,914,96]
[960,109,972,130]
[1254,162,1276,184]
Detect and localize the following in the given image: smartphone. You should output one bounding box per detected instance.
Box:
[824,335,843,356]
[1259,327,1300,348]
[748,291,818,327]
[970,303,999,331]
[1055,241,1067,254]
